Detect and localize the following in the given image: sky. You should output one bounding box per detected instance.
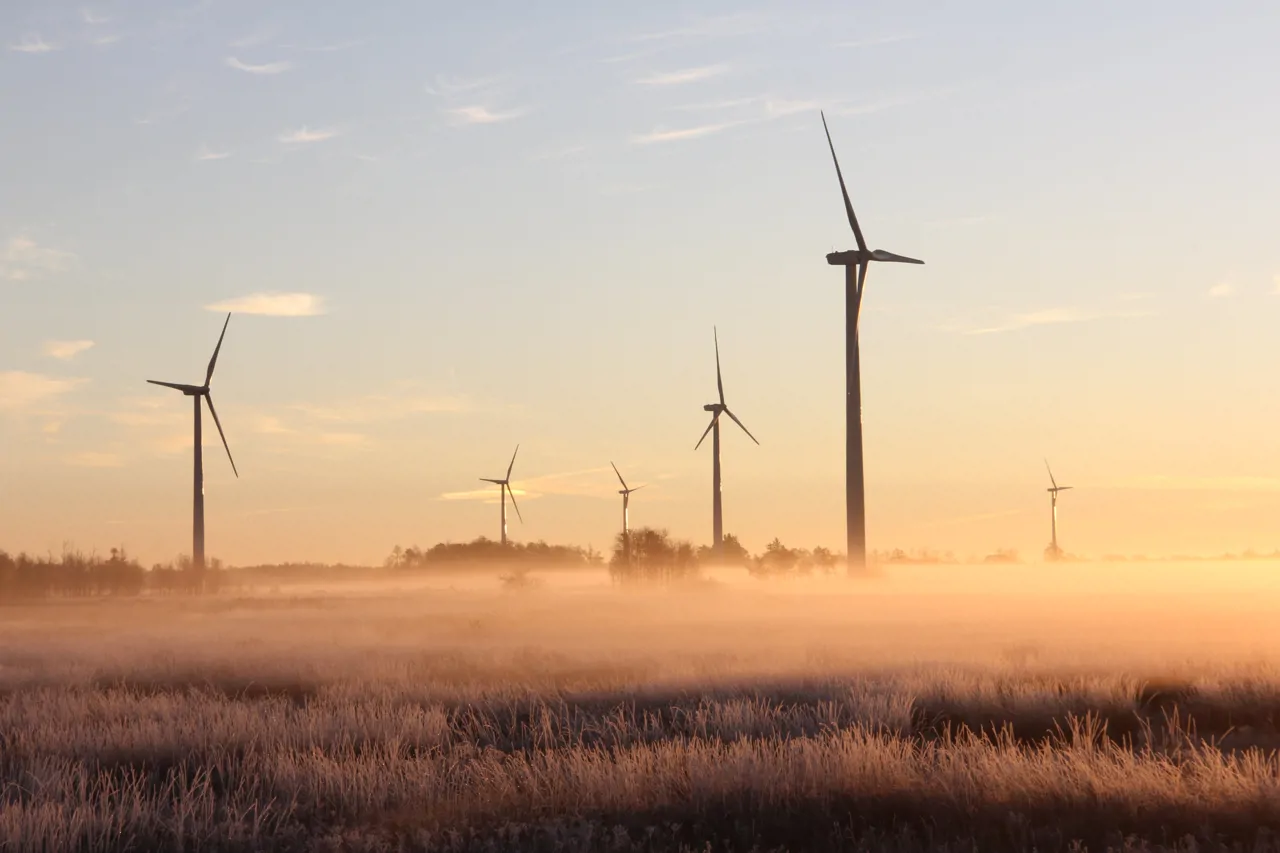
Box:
[2,0,1280,566]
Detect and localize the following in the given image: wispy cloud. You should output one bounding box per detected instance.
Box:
[637,64,728,86]
[428,74,530,128]
[958,306,1151,336]
[0,372,86,412]
[89,34,121,46]
[204,292,326,316]
[1,235,75,282]
[278,126,338,144]
[82,8,109,25]
[447,105,529,126]
[9,35,57,54]
[441,466,619,504]
[66,451,124,468]
[43,340,94,361]
[195,145,232,162]
[1207,282,1234,298]
[633,121,743,145]
[226,56,293,74]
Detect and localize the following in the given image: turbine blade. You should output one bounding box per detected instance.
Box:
[204,394,238,478]
[1044,459,1057,490]
[147,380,199,393]
[611,461,628,491]
[714,327,725,406]
[632,484,646,492]
[506,444,519,481]
[855,261,869,303]
[506,483,523,523]
[820,111,867,252]
[723,407,760,446]
[870,249,925,264]
[1060,486,1074,492]
[205,313,231,386]
[694,413,719,451]
[480,478,504,485]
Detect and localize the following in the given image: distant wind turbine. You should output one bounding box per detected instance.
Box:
[611,462,645,566]
[820,111,924,574]
[480,445,522,546]
[147,313,239,573]
[1044,460,1073,561]
[695,328,758,557]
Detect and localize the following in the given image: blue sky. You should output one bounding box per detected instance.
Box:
[2,1,1280,565]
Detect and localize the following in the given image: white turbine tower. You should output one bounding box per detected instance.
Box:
[480,445,522,546]
[1044,460,1073,561]
[611,462,645,566]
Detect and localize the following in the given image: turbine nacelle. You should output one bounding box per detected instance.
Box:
[147,381,209,396]
[827,249,925,267]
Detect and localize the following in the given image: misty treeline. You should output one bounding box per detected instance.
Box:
[607,527,841,583]
[384,537,605,570]
[0,548,228,600]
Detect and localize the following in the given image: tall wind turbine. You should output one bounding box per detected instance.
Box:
[611,462,644,566]
[694,328,758,557]
[147,313,239,572]
[821,111,924,574]
[1044,460,1073,561]
[480,445,522,546]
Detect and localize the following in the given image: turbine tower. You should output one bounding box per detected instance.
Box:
[147,313,239,573]
[1044,460,1073,561]
[820,111,924,574]
[480,445,522,546]
[611,462,644,566]
[694,328,758,558]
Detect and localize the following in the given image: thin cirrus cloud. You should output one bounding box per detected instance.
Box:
[204,292,326,316]
[0,371,86,412]
[1,235,75,281]
[278,126,338,144]
[447,105,529,126]
[632,120,743,145]
[1207,282,1234,298]
[195,146,232,162]
[225,56,293,74]
[43,340,95,361]
[636,64,728,86]
[440,466,618,503]
[8,35,57,54]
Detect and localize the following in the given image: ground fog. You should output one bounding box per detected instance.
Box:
[4,560,1280,852]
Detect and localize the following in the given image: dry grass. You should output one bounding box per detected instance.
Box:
[4,566,1280,851]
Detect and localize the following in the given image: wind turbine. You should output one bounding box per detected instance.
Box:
[611,462,644,566]
[820,111,924,574]
[147,313,239,573]
[480,445,522,546]
[1044,460,1073,561]
[694,328,758,557]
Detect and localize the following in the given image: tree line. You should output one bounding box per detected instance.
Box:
[0,549,229,600]
[606,528,842,584]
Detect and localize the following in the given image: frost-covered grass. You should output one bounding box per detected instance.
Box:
[4,572,1280,852]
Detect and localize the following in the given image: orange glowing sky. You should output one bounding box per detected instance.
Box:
[2,1,1280,565]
